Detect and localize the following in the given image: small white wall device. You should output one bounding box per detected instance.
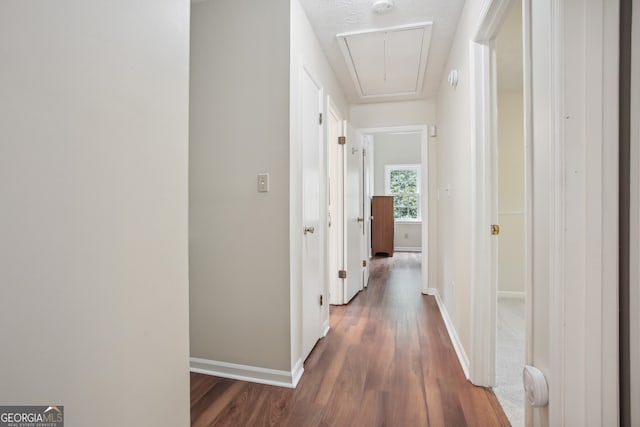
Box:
[448,69,459,89]
[523,365,549,407]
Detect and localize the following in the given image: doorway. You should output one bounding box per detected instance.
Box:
[468,0,532,424]
[359,125,430,295]
[493,2,526,425]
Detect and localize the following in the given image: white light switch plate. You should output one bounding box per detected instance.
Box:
[257,173,269,193]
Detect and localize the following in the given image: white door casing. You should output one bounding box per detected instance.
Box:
[345,123,364,303]
[529,0,619,425]
[469,0,517,389]
[301,66,324,361]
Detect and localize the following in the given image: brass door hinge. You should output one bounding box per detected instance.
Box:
[338,136,346,145]
[338,270,347,279]
[491,224,500,235]
[320,295,324,306]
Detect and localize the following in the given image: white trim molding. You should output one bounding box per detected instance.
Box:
[530,0,620,425]
[428,288,470,379]
[498,291,525,299]
[190,357,304,389]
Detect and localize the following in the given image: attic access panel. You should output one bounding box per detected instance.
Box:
[337,22,433,99]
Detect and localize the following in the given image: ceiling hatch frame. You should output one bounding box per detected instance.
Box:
[336,22,433,100]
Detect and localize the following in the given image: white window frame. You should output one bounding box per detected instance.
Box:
[384,164,422,222]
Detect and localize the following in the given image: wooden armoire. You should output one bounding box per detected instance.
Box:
[371,196,394,256]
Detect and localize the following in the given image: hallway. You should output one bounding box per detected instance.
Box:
[190,253,510,426]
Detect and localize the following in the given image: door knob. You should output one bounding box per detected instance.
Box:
[304,226,315,235]
[357,217,364,222]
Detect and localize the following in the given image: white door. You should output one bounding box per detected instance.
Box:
[301,67,323,360]
[362,136,373,287]
[344,123,364,303]
[327,104,345,305]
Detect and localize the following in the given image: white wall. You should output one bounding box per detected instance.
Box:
[190,0,348,381]
[372,133,422,251]
[0,1,191,426]
[434,0,486,365]
[497,91,525,294]
[190,0,292,372]
[350,99,436,129]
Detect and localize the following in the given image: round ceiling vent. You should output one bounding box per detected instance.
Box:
[372,0,395,14]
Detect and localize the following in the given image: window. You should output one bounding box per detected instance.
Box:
[385,164,421,221]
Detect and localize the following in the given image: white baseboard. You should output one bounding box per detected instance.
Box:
[394,247,422,252]
[428,288,470,379]
[291,358,304,387]
[190,357,304,389]
[498,291,525,299]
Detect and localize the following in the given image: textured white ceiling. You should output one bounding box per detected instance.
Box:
[298,0,465,104]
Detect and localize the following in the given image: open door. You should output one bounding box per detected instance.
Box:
[327,102,345,305]
[344,123,364,303]
[362,135,373,287]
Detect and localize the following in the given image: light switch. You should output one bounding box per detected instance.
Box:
[257,173,269,193]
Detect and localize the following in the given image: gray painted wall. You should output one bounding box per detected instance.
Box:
[0,1,191,425]
[189,0,293,371]
[373,133,422,250]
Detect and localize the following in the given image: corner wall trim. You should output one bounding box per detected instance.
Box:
[428,288,470,379]
[291,358,304,387]
[190,357,304,389]
[322,320,330,337]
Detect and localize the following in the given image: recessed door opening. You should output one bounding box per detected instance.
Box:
[493,1,526,425]
[360,125,430,296]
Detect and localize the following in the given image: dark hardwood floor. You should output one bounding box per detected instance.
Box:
[191,252,510,427]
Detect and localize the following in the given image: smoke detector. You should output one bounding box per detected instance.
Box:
[372,0,395,14]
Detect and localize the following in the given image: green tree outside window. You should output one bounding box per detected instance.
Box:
[385,165,421,220]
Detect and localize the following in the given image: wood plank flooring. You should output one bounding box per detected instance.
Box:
[191,253,511,427]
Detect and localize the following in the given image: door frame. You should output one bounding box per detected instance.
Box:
[468,0,521,389]
[359,125,430,294]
